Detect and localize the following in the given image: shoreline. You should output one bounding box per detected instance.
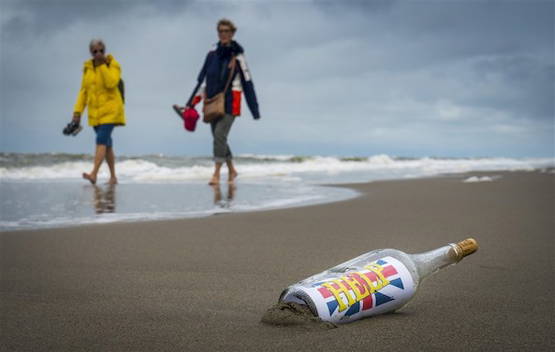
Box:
[1,170,554,351]
[0,181,360,233]
[2,169,544,233]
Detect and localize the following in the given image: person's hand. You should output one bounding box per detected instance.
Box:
[94,55,107,66]
[92,51,106,66]
[72,112,81,123]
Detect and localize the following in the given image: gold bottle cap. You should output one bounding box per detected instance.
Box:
[453,238,479,260]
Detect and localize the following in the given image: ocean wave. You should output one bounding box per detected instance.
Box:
[0,153,553,182]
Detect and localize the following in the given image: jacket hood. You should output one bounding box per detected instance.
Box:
[216,41,244,58]
[230,41,244,55]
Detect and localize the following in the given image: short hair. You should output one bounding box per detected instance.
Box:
[217,18,237,33]
[89,39,105,50]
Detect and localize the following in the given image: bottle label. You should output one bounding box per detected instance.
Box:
[283,256,416,323]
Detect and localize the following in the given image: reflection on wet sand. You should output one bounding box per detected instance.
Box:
[93,184,116,214]
[211,184,236,208]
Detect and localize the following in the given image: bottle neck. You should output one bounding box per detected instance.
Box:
[409,244,460,280]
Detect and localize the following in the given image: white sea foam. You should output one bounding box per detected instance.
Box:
[0,211,214,231]
[463,176,501,183]
[1,155,553,182]
[237,153,296,161]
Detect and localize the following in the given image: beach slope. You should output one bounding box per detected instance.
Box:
[1,171,553,351]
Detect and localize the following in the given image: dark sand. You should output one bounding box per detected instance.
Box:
[1,171,554,351]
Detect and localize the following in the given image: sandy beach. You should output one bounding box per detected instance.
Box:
[1,171,553,351]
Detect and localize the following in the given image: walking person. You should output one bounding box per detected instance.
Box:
[73,39,125,185]
[176,18,260,185]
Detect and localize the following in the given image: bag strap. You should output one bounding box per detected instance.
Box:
[222,56,237,94]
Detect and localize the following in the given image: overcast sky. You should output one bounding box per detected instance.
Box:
[1,0,553,157]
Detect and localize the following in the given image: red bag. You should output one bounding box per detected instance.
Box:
[183,107,200,132]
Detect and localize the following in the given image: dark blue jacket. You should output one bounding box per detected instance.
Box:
[187,41,260,119]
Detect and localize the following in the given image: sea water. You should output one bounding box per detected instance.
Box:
[1,153,552,231]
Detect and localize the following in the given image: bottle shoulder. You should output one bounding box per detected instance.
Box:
[373,249,420,282]
[325,248,420,282]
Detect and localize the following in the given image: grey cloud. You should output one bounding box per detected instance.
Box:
[468,55,554,120]
[1,0,194,37]
[0,0,553,157]
[2,0,128,37]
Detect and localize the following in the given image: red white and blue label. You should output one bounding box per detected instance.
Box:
[283,256,416,323]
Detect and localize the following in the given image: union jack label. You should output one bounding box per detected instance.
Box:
[282,256,415,323]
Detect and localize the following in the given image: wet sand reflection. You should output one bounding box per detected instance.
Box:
[93,184,116,214]
[211,183,236,208]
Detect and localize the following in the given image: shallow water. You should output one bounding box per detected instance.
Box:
[1,153,553,231]
[0,180,356,231]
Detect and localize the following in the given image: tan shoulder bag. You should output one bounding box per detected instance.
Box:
[203,57,236,123]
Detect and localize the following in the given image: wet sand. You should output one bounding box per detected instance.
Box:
[1,171,553,351]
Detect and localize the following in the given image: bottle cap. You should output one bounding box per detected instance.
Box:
[453,238,479,260]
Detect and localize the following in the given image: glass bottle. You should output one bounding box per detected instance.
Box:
[279,238,478,324]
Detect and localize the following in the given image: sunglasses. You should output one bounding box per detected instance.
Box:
[91,48,105,55]
[218,29,232,34]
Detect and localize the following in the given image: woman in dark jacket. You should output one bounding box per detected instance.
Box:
[179,18,260,185]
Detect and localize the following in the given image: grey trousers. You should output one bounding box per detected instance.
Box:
[210,114,235,163]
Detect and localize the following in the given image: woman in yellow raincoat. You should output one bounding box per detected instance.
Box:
[73,39,125,185]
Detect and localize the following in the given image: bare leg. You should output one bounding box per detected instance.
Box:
[209,162,223,185]
[83,144,107,185]
[105,147,118,184]
[226,159,238,183]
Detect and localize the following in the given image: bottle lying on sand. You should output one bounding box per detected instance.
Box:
[279,238,478,324]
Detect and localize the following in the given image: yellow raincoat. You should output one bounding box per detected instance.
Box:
[74,54,125,126]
